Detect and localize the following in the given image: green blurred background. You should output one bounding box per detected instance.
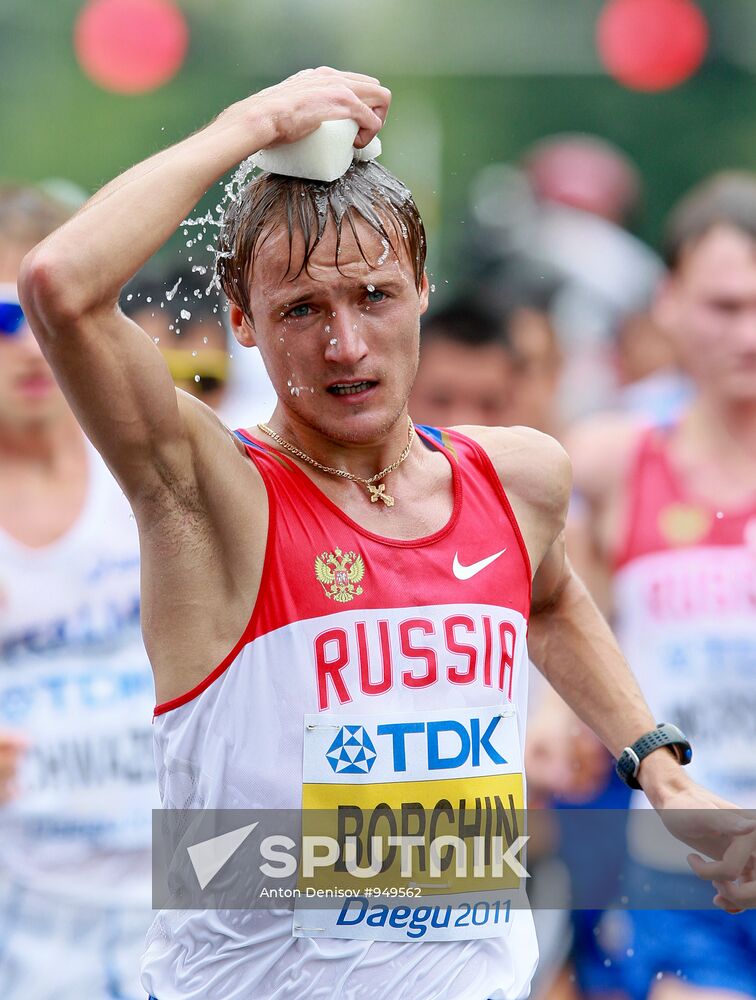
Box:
[3,0,756,280]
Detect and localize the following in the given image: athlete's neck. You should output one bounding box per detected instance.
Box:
[261,406,419,482]
[677,395,756,491]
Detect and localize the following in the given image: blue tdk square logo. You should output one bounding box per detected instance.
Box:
[326,725,377,774]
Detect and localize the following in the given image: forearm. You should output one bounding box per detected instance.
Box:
[20,70,389,331]
[21,108,274,325]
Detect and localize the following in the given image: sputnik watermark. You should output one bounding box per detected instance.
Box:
[186,824,530,889]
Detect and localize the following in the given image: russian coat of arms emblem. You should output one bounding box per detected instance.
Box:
[314,547,365,603]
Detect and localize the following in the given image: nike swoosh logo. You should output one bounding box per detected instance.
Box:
[452,548,507,580]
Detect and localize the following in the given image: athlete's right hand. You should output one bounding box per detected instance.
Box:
[0,730,28,804]
[221,67,392,151]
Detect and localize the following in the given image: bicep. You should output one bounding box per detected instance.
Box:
[31,305,190,499]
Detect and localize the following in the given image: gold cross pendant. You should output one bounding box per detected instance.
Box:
[367,483,395,507]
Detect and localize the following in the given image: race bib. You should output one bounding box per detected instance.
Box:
[294,704,527,942]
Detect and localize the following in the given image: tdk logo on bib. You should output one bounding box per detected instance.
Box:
[377,716,506,772]
[326,726,377,774]
[325,715,506,775]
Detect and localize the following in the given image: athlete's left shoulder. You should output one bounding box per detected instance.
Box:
[452,424,572,521]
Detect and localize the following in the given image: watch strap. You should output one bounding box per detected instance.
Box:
[615,723,692,789]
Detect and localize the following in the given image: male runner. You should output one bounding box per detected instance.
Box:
[411,298,517,428]
[0,185,157,998]
[568,172,756,998]
[17,70,755,1000]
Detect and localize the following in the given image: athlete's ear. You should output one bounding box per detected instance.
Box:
[418,272,430,317]
[229,302,257,348]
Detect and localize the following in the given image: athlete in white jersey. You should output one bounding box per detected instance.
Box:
[569,173,756,999]
[18,71,756,999]
[0,186,158,999]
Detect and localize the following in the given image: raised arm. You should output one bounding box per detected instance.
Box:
[18,68,390,501]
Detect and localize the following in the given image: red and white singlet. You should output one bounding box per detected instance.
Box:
[141,426,539,1000]
[613,426,756,868]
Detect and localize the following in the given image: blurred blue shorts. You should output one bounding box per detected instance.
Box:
[621,864,756,1000]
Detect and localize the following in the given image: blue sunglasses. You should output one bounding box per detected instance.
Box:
[0,285,26,337]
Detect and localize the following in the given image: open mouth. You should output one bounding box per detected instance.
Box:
[327,380,377,396]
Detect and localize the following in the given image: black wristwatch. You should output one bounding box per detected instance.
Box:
[615,723,692,789]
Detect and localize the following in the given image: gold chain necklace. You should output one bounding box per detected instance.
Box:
[256,418,415,508]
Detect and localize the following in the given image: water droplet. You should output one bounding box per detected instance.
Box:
[430,284,436,293]
[329,338,338,346]
[287,379,292,387]
[191,350,198,357]
[324,325,331,334]
[203,337,208,344]
[716,511,724,519]
[146,296,152,303]
[165,277,182,301]
[331,311,336,318]
[180,309,192,320]
[377,238,390,266]
[194,374,201,383]
[153,336,160,344]
[367,283,375,292]
[279,337,285,343]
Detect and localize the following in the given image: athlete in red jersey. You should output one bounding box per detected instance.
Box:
[570,173,756,999]
[17,71,756,997]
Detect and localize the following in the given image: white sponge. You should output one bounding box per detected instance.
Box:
[251,120,382,183]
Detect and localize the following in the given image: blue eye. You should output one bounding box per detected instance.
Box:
[366,288,386,303]
[287,304,311,318]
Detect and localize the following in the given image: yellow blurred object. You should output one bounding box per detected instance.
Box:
[161,347,229,383]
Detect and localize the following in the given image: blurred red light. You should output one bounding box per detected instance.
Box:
[597,0,709,92]
[74,0,189,95]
